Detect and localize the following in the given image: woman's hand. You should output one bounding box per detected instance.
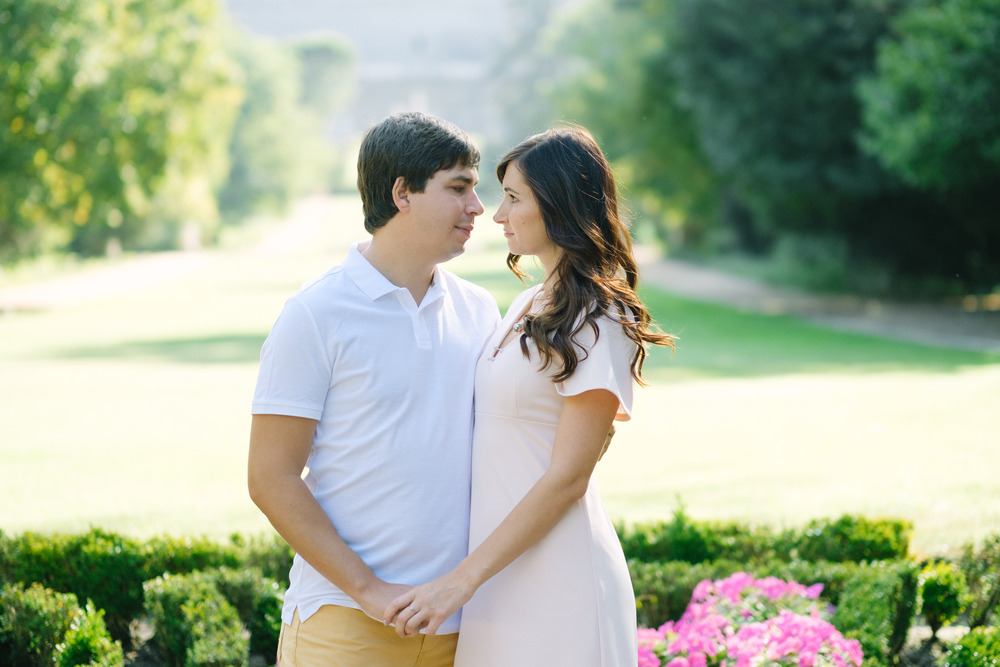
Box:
[383,572,476,638]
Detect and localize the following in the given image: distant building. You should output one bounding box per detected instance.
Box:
[220,0,514,146]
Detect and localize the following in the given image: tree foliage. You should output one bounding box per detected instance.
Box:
[0,0,242,260]
[217,31,353,223]
[529,0,1000,294]
[0,3,355,263]
[855,0,1000,292]
[521,0,723,251]
[858,0,1000,190]
[669,0,900,235]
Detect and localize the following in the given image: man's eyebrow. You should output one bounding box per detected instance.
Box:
[449,174,476,185]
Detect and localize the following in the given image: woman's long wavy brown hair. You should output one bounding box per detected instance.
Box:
[498,125,676,384]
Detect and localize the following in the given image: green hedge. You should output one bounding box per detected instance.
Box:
[204,567,283,658]
[5,521,994,667]
[831,560,919,667]
[228,533,295,588]
[617,507,782,563]
[618,510,912,565]
[0,529,145,643]
[0,582,124,667]
[143,566,283,663]
[944,626,1000,667]
[144,573,248,667]
[137,534,242,581]
[960,533,1000,629]
[790,515,913,563]
[920,560,971,639]
[0,528,293,647]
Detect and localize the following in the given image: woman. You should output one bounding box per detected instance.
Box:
[383,126,675,666]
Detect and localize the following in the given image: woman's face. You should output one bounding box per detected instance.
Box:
[493,162,560,267]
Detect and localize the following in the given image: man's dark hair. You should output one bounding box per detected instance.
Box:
[357,112,481,233]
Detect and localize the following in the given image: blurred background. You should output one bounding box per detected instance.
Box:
[2,0,998,299]
[2,0,999,558]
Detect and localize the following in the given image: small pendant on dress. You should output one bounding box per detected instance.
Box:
[512,322,523,333]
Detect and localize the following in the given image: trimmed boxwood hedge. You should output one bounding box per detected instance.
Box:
[1,520,995,667]
[617,509,913,565]
[0,529,145,643]
[144,572,248,667]
[0,528,293,648]
[0,581,124,667]
[831,560,919,667]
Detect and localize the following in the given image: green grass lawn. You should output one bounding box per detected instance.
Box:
[1,195,998,558]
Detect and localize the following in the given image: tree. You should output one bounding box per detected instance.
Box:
[292,34,354,118]
[0,0,242,260]
[115,0,244,252]
[495,0,999,293]
[1,0,109,260]
[857,0,1000,292]
[521,0,726,251]
[217,31,351,223]
[858,0,1000,190]
[669,0,903,240]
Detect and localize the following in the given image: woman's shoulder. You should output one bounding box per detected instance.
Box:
[580,298,633,328]
[513,283,546,309]
[523,283,546,298]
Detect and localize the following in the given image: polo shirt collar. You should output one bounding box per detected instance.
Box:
[343,242,446,303]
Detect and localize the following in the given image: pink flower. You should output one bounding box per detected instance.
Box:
[805,583,824,599]
[638,644,661,667]
[638,574,863,667]
[688,652,707,667]
[639,627,666,645]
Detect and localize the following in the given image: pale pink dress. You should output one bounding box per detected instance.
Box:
[454,285,639,667]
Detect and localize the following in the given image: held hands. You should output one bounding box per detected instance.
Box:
[355,580,415,625]
[382,571,475,638]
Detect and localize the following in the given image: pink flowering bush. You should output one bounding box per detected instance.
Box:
[637,572,863,667]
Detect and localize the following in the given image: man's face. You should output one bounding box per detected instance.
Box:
[406,165,485,262]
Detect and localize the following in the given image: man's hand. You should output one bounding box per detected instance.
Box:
[355,580,415,625]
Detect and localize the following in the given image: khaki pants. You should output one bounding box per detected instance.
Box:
[277,605,459,667]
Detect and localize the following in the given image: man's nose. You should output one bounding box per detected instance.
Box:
[468,191,485,216]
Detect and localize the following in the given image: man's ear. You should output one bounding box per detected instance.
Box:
[391,176,410,212]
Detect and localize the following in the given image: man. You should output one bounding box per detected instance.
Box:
[248,112,501,666]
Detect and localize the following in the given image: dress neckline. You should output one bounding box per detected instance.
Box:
[489,286,544,361]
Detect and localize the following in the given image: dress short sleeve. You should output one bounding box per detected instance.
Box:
[554,313,637,421]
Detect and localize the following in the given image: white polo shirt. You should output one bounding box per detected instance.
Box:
[252,243,500,633]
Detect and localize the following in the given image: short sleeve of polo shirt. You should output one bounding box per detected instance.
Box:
[252,295,332,421]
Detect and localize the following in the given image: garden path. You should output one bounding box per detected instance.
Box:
[635,246,1000,354]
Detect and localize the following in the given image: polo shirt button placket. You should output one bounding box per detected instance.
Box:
[413,310,431,349]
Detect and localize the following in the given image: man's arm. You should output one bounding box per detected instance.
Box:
[247,413,411,618]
